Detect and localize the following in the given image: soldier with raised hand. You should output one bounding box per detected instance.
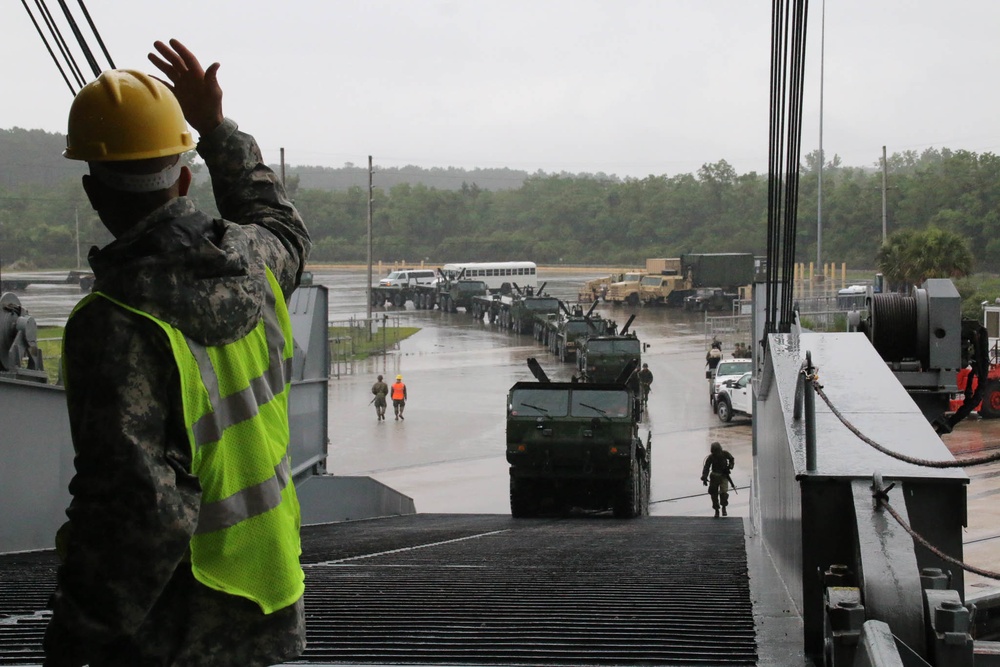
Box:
[44,39,310,666]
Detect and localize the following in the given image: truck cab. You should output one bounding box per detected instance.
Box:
[577,334,642,384]
[506,380,650,518]
[715,372,753,422]
[606,272,647,306]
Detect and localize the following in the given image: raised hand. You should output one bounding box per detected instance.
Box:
[148,39,224,136]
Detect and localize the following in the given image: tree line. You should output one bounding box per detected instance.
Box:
[0,126,995,274]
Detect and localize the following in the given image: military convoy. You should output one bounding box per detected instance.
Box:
[372,264,639,369]
[370,268,489,311]
[506,359,651,518]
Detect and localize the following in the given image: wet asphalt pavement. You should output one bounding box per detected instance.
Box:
[310,267,754,520]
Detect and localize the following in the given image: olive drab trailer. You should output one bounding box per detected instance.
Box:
[506,359,651,518]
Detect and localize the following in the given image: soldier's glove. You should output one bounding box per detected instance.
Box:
[701,477,708,486]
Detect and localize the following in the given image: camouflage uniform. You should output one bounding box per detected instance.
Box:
[44,118,311,667]
[701,442,735,517]
[371,379,389,420]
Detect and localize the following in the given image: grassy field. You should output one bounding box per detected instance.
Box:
[329,325,420,361]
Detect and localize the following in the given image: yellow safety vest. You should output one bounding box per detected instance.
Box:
[67,267,304,614]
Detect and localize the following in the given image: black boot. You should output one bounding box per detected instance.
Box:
[714,508,720,518]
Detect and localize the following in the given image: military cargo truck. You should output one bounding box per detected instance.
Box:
[506,360,651,518]
[605,271,647,306]
[577,315,643,384]
[672,253,755,306]
[412,277,488,312]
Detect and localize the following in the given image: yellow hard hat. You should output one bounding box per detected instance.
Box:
[396,375,402,381]
[64,69,195,162]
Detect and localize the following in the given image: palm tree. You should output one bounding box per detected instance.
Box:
[876,227,973,292]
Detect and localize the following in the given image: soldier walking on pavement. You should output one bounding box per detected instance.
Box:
[637,362,653,407]
[391,374,408,420]
[705,340,723,378]
[371,374,389,421]
[701,442,735,517]
[45,39,310,666]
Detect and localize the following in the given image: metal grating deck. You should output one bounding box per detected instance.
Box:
[1,514,756,666]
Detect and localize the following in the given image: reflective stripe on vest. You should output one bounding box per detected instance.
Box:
[66,266,304,614]
[392,382,405,400]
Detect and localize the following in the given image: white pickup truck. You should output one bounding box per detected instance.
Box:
[715,372,753,422]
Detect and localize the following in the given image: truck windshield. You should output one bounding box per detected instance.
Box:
[525,298,560,311]
[510,389,569,417]
[587,339,641,354]
[570,390,630,417]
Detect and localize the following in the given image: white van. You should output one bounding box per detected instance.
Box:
[379,269,437,288]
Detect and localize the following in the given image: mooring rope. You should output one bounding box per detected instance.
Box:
[810,374,1000,468]
[873,481,1000,581]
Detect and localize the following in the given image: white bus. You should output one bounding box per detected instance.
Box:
[441,261,537,292]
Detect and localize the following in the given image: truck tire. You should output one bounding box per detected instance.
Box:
[980,380,1000,418]
[626,293,639,307]
[509,478,537,518]
[613,460,642,518]
[717,396,733,423]
[393,292,405,307]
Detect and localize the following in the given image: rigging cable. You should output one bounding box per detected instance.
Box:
[19,0,76,95]
[75,0,115,70]
[57,0,101,78]
[34,0,86,89]
[764,0,810,338]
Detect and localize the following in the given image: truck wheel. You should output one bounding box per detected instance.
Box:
[613,460,641,518]
[626,293,639,307]
[980,380,1000,418]
[509,478,537,518]
[393,293,405,307]
[717,396,733,423]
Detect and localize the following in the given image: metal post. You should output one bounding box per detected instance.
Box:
[804,350,817,471]
[280,147,286,187]
[817,0,825,270]
[881,146,888,243]
[366,155,373,328]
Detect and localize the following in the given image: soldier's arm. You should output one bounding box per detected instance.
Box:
[196,119,310,297]
[150,39,310,298]
[45,305,199,658]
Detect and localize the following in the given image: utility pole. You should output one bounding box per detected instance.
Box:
[816,0,826,271]
[366,155,373,326]
[881,145,888,243]
[280,148,286,187]
[75,206,81,269]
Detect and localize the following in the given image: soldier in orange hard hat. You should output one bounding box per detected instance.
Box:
[391,374,408,420]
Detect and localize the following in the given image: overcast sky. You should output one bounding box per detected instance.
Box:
[4,1,1000,179]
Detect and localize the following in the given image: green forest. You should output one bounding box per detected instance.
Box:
[2,127,998,272]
